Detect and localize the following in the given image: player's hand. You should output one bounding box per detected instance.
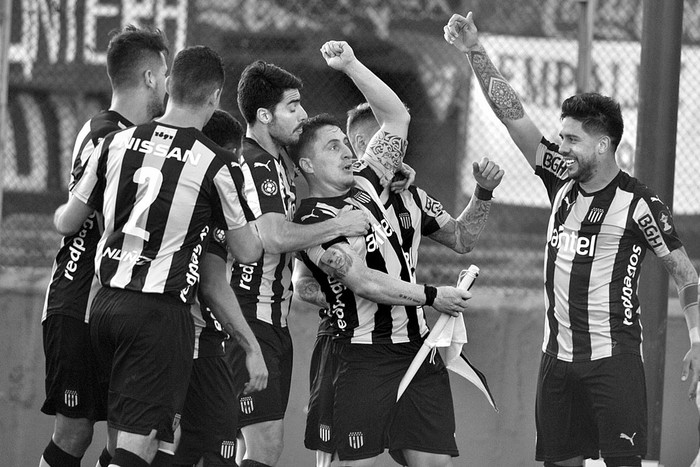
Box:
[432,286,471,317]
[320,41,357,71]
[335,205,370,237]
[682,341,700,400]
[390,162,416,193]
[443,12,479,53]
[472,157,504,192]
[243,348,268,395]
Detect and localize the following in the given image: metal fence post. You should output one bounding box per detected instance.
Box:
[576,0,596,93]
[0,0,11,240]
[635,0,684,461]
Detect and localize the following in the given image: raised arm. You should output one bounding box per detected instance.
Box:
[659,248,700,398]
[315,242,471,317]
[199,251,268,395]
[444,12,543,169]
[251,206,369,255]
[429,157,504,253]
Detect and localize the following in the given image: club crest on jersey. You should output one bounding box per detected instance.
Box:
[658,211,673,233]
[399,212,411,230]
[349,431,364,449]
[64,389,79,408]
[220,440,236,459]
[240,396,254,414]
[352,190,372,204]
[261,179,278,196]
[320,424,332,442]
[586,207,605,224]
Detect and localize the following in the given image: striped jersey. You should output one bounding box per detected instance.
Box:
[71,121,250,305]
[536,137,682,362]
[42,110,132,323]
[231,138,297,327]
[297,134,446,344]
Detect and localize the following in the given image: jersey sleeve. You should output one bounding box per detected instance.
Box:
[631,191,683,256]
[352,130,408,192]
[212,163,249,231]
[293,200,349,268]
[534,137,572,205]
[71,136,108,211]
[413,187,451,236]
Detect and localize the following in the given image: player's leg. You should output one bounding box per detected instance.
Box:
[40,315,99,466]
[535,353,597,466]
[589,354,646,467]
[387,343,458,467]
[236,323,293,466]
[306,334,337,463]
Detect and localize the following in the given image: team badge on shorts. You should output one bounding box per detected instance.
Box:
[348,431,364,449]
[320,424,331,443]
[220,440,236,459]
[261,179,278,196]
[64,389,79,408]
[240,396,254,414]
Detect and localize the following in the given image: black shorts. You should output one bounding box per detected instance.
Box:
[173,356,239,466]
[304,334,336,453]
[229,320,293,427]
[535,352,647,462]
[333,340,458,463]
[89,287,195,443]
[41,314,106,420]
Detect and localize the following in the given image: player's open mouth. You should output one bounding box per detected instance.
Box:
[564,158,575,167]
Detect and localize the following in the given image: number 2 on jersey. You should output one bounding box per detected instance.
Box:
[122,167,163,241]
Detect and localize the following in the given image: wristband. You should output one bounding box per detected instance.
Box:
[474,185,493,201]
[679,283,699,313]
[424,284,437,307]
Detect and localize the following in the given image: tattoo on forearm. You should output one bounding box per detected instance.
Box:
[368,131,408,174]
[297,277,327,307]
[467,45,525,122]
[455,199,491,250]
[399,293,422,304]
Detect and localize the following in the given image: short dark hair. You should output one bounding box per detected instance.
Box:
[346,102,376,138]
[288,113,342,167]
[561,93,624,150]
[106,25,169,90]
[203,109,244,150]
[237,60,303,124]
[169,46,225,107]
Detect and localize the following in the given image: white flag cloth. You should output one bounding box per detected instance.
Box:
[396,266,497,411]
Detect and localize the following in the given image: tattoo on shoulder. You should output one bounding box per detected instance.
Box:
[468,46,525,121]
[367,131,407,174]
[321,246,353,279]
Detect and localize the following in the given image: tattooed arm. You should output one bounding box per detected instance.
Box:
[314,242,470,316]
[430,157,504,253]
[321,40,409,183]
[292,258,328,308]
[659,248,700,398]
[444,12,543,169]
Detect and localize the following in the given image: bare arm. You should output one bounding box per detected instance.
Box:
[429,157,504,253]
[659,247,700,398]
[444,12,543,168]
[225,224,263,264]
[54,198,94,235]
[316,242,471,316]
[292,258,327,308]
[199,252,268,394]
[252,207,369,255]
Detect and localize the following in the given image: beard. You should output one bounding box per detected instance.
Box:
[568,155,595,185]
[269,118,300,146]
[147,92,166,120]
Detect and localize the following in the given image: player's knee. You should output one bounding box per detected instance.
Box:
[53,417,94,454]
[604,455,641,467]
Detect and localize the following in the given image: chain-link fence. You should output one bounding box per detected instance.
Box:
[1,0,699,292]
